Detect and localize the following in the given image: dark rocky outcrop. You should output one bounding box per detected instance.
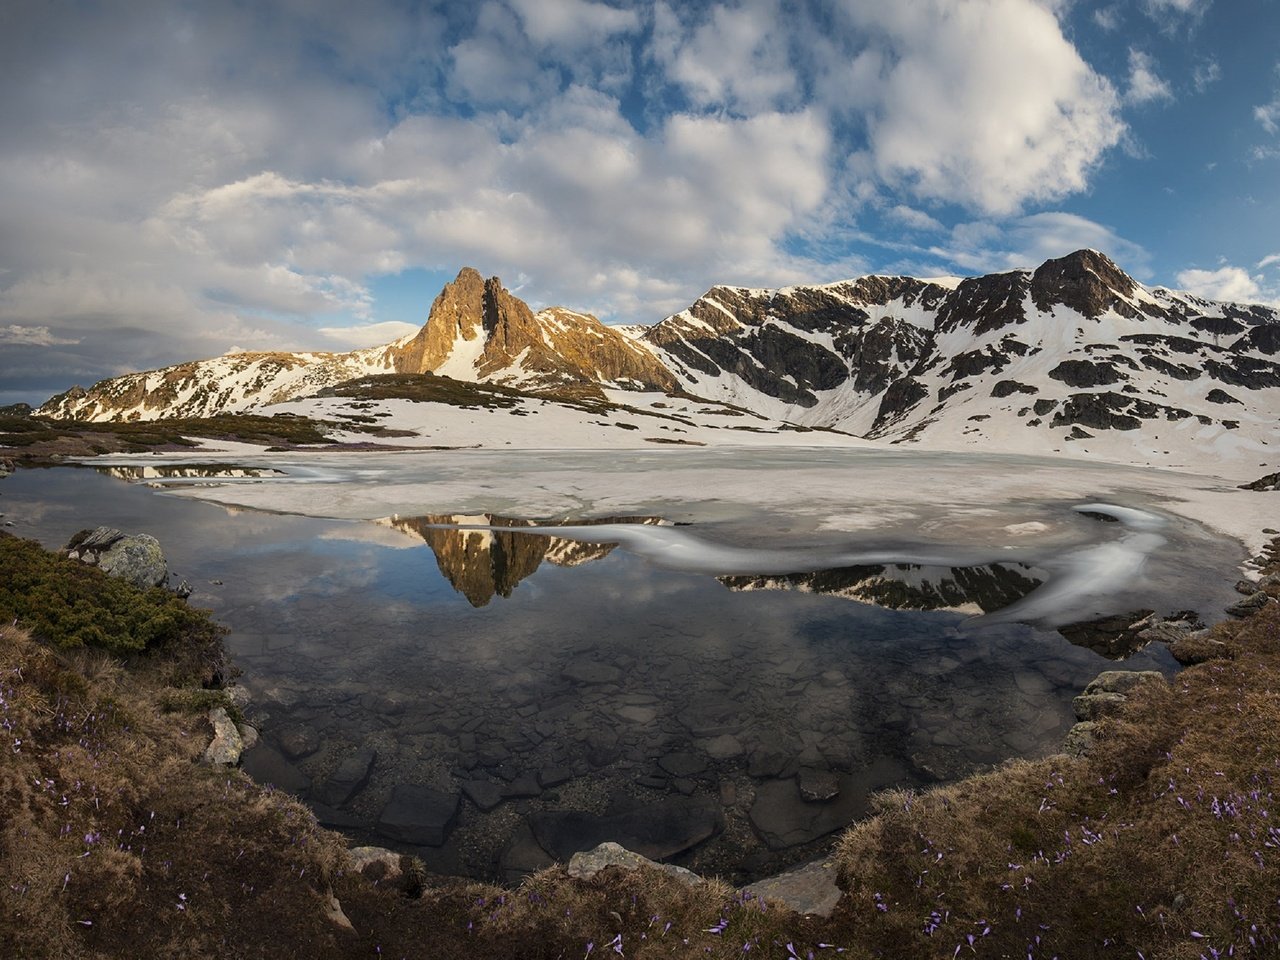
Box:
[991,380,1038,398]
[1030,250,1139,319]
[1048,359,1125,388]
[1240,472,1280,492]
[1050,393,1191,432]
[1233,323,1280,355]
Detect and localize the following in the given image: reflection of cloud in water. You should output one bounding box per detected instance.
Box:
[510,502,1171,627]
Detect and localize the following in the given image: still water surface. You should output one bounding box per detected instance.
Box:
[2,463,1207,883]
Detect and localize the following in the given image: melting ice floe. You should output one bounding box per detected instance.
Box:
[451,501,1169,627]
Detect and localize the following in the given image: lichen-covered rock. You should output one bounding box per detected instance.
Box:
[1072,692,1128,721]
[1083,670,1165,696]
[1062,721,1099,757]
[203,707,244,766]
[347,846,406,885]
[65,526,168,589]
[566,842,703,887]
[1225,591,1272,617]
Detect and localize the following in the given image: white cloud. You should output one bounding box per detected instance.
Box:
[885,204,945,233]
[929,211,1150,277]
[1140,0,1211,19]
[1257,253,1280,270]
[1192,57,1220,93]
[1256,94,1280,135]
[507,0,639,49]
[1175,266,1263,303]
[0,0,1139,399]
[1093,5,1122,30]
[318,320,419,348]
[0,324,81,347]
[834,0,1125,216]
[1125,49,1173,105]
[652,0,800,113]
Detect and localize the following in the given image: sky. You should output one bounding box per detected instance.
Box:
[2,0,1280,406]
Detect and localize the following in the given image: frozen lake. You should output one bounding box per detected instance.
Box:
[0,448,1247,882]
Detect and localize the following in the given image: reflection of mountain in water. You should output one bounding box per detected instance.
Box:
[719,562,1045,615]
[378,514,664,607]
[97,464,287,481]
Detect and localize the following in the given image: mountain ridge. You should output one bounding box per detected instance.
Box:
[35,250,1280,474]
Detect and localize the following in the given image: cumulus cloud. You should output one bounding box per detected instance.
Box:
[651,0,800,114]
[507,0,639,48]
[0,0,1138,400]
[1175,266,1264,303]
[1125,49,1174,105]
[832,0,1125,216]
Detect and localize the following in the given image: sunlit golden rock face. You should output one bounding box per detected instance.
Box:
[383,267,677,394]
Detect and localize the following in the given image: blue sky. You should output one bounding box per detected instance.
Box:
[2,0,1279,404]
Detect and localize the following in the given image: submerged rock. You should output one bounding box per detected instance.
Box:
[376,784,461,847]
[749,758,906,851]
[65,526,168,589]
[314,747,376,808]
[530,796,723,862]
[240,745,311,795]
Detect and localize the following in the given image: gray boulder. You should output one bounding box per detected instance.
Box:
[567,842,703,887]
[1226,591,1272,618]
[1083,670,1165,696]
[203,707,244,766]
[65,526,168,589]
[1063,721,1099,757]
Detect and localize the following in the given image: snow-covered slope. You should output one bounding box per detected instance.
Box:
[640,250,1280,471]
[39,267,674,421]
[37,348,399,421]
[34,250,1279,475]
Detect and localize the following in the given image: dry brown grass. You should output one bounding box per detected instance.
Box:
[833,600,1280,959]
[3,535,1280,958]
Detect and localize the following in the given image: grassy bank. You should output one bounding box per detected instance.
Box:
[1,529,1277,958]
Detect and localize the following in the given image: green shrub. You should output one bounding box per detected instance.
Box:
[0,534,224,655]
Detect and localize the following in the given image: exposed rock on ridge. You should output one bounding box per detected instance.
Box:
[385,268,676,395]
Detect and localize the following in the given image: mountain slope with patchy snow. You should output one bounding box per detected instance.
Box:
[639,250,1279,471]
[34,250,1279,475]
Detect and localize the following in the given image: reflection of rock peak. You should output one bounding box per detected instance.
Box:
[378,514,663,607]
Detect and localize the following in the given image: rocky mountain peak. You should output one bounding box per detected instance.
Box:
[1030,249,1139,319]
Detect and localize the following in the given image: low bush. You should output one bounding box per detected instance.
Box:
[0,534,224,657]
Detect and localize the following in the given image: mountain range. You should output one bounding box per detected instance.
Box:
[37,250,1279,471]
